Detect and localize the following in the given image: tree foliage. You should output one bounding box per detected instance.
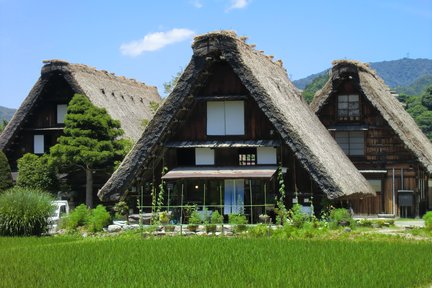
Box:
[398,84,432,141]
[0,151,13,192]
[16,153,58,192]
[163,69,183,95]
[302,73,329,103]
[421,85,432,110]
[0,119,8,133]
[50,94,131,207]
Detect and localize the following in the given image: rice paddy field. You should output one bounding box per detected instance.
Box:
[1,236,432,287]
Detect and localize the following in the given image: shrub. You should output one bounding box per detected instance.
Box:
[423,211,432,230]
[288,204,308,228]
[0,187,54,236]
[329,208,355,229]
[86,205,111,233]
[248,224,271,237]
[60,204,90,231]
[113,201,129,220]
[0,151,13,192]
[61,204,111,233]
[16,153,58,192]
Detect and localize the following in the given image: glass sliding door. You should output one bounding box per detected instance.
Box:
[224,179,244,214]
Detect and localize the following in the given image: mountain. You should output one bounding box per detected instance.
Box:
[293,58,432,91]
[0,106,16,121]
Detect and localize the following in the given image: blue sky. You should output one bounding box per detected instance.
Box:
[1,0,431,109]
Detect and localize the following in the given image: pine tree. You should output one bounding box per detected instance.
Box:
[0,151,13,192]
[50,94,130,207]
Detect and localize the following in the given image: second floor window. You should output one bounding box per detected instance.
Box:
[335,131,364,156]
[207,101,245,135]
[337,95,360,121]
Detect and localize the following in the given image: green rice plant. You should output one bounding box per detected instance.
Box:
[0,187,54,236]
[1,237,432,287]
[86,205,111,233]
[60,204,90,231]
[422,211,432,230]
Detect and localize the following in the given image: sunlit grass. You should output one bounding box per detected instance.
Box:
[1,236,431,287]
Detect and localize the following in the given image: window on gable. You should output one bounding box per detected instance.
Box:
[337,95,360,121]
[207,101,244,135]
[34,135,45,154]
[57,104,67,124]
[335,131,364,156]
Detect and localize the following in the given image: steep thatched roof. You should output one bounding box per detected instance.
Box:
[98,31,374,201]
[311,59,432,174]
[0,60,161,150]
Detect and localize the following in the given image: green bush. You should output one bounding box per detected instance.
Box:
[86,205,111,232]
[60,204,90,231]
[288,204,308,228]
[16,153,58,192]
[248,224,271,237]
[329,208,354,229]
[423,211,432,230]
[61,204,111,232]
[0,187,54,236]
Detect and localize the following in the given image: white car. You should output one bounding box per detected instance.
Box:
[48,200,70,232]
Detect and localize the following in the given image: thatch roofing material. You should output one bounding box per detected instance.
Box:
[311,60,432,174]
[0,60,160,150]
[98,31,374,201]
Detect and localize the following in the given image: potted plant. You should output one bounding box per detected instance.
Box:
[229,214,248,233]
[159,211,171,225]
[113,201,129,223]
[258,214,270,224]
[206,210,223,234]
[188,210,202,232]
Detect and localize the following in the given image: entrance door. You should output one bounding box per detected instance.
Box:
[224,179,244,214]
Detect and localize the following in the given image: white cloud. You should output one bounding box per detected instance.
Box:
[120,28,196,57]
[226,0,249,12]
[190,0,203,8]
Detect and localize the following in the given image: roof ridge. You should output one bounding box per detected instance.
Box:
[41,59,157,89]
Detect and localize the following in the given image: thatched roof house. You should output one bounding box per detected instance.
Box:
[311,60,432,174]
[311,60,432,216]
[98,31,374,202]
[0,60,160,151]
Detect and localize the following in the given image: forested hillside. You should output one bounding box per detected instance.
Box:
[294,58,432,90]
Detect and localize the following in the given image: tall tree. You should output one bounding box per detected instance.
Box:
[421,85,432,110]
[0,151,13,192]
[50,94,130,207]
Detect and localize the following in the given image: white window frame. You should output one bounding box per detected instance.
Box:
[57,104,67,124]
[207,101,244,136]
[195,148,215,165]
[257,147,277,165]
[34,135,44,154]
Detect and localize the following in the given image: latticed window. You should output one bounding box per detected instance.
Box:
[335,131,364,156]
[238,148,256,165]
[337,95,360,121]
